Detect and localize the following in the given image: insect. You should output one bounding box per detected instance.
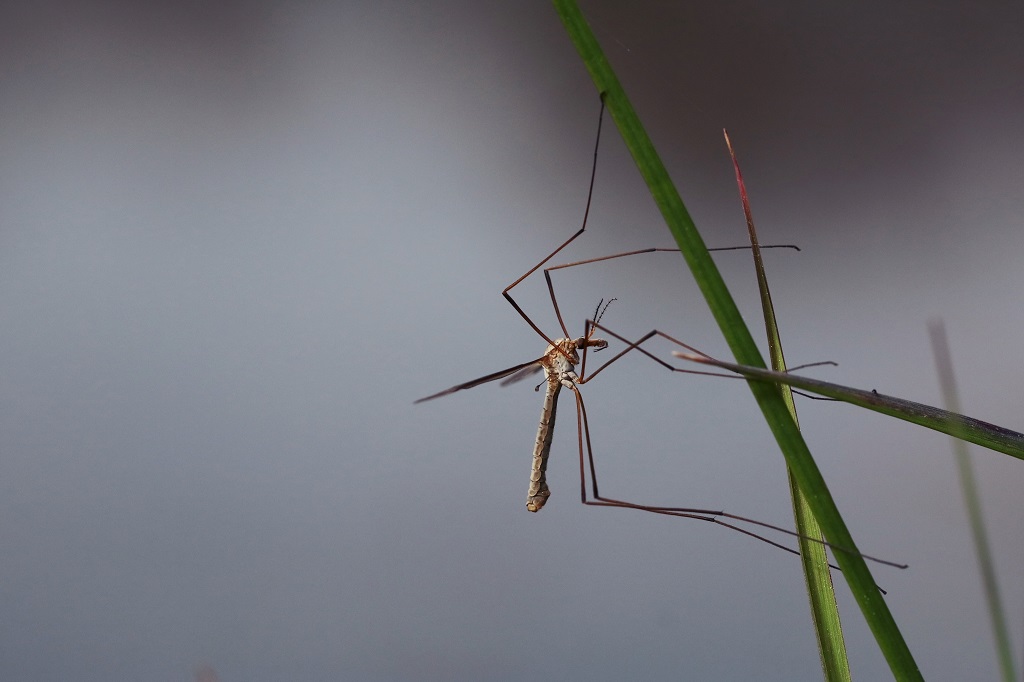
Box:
[416,297,613,512]
[416,97,900,566]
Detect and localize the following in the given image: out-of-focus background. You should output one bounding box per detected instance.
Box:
[2,2,1022,680]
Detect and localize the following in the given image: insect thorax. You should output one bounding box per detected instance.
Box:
[542,338,580,377]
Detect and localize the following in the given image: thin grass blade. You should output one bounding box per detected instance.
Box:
[929,321,1018,682]
[552,2,921,678]
[726,131,849,682]
[675,353,1024,461]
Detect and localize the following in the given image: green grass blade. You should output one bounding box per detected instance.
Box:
[676,355,1024,461]
[725,132,849,681]
[552,2,921,679]
[929,321,1019,682]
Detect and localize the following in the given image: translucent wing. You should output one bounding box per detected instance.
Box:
[415,357,544,404]
[499,363,545,387]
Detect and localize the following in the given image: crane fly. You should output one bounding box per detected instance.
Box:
[416,96,903,568]
[417,298,613,512]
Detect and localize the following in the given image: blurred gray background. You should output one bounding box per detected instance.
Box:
[2,1,1023,680]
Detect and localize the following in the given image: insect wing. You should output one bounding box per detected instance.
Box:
[415,357,545,404]
[499,363,545,387]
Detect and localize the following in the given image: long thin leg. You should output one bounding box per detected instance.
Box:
[578,322,744,385]
[539,245,799,379]
[568,383,905,569]
[548,244,799,277]
[502,96,607,346]
[579,320,837,403]
[501,93,796,357]
[543,247,793,366]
